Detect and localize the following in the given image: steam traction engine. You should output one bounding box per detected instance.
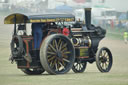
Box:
[4,8,113,75]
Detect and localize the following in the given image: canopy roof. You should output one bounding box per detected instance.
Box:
[4,13,75,24]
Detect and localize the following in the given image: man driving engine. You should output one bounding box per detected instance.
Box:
[32,23,44,59]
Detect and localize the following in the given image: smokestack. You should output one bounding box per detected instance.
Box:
[84,8,91,29]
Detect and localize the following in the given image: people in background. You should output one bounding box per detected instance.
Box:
[111,20,114,29]
[123,31,128,44]
[118,21,122,29]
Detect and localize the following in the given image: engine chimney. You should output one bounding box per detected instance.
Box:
[84,8,91,29]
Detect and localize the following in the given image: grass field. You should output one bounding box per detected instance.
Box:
[0,17,128,85]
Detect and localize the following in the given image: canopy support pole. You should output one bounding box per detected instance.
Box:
[24,16,27,35]
[14,15,16,35]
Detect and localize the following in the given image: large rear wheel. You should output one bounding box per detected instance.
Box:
[21,68,45,75]
[40,34,75,74]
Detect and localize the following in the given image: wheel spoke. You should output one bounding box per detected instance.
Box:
[99,57,102,63]
[106,61,110,65]
[50,60,53,67]
[58,39,61,44]
[48,56,56,62]
[57,62,60,71]
[101,63,104,68]
[63,51,71,55]
[61,60,66,67]
[99,59,102,65]
[47,55,52,58]
[105,53,109,58]
[61,43,67,50]
[106,59,109,63]
[77,64,79,70]
[59,62,65,70]
[48,47,52,51]
[105,62,108,69]
[63,58,70,63]
[55,63,58,71]
[61,47,68,52]
[62,54,69,58]
[107,56,109,60]
[47,51,56,55]
[49,44,57,52]
[75,63,78,67]
[59,41,63,51]
[104,51,107,57]
[81,63,84,67]
[75,64,78,69]
[103,63,106,69]
[79,64,82,70]
[58,39,61,47]
[54,40,59,51]
[57,61,60,70]
[103,50,106,56]
[52,59,57,68]
[78,64,80,71]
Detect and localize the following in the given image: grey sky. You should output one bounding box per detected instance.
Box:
[104,0,128,12]
[49,0,128,12]
[8,0,128,12]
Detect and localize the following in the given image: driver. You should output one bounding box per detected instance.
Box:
[32,23,44,59]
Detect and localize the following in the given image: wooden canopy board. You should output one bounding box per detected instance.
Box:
[4,13,75,24]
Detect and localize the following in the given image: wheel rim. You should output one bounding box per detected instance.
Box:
[40,34,75,74]
[96,47,113,72]
[47,38,73,73]
[72,59,87,73]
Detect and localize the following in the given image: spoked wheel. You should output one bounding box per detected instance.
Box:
[40,34,75,75]
[96,47,113,72]
[21,68,45,75]
[72,59,87,73]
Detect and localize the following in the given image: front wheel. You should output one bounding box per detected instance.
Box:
[96,47,113,72]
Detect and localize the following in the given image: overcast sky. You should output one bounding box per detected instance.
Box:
[96,0,128,12]
[52,0,128,12]
[8,0,128,12]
